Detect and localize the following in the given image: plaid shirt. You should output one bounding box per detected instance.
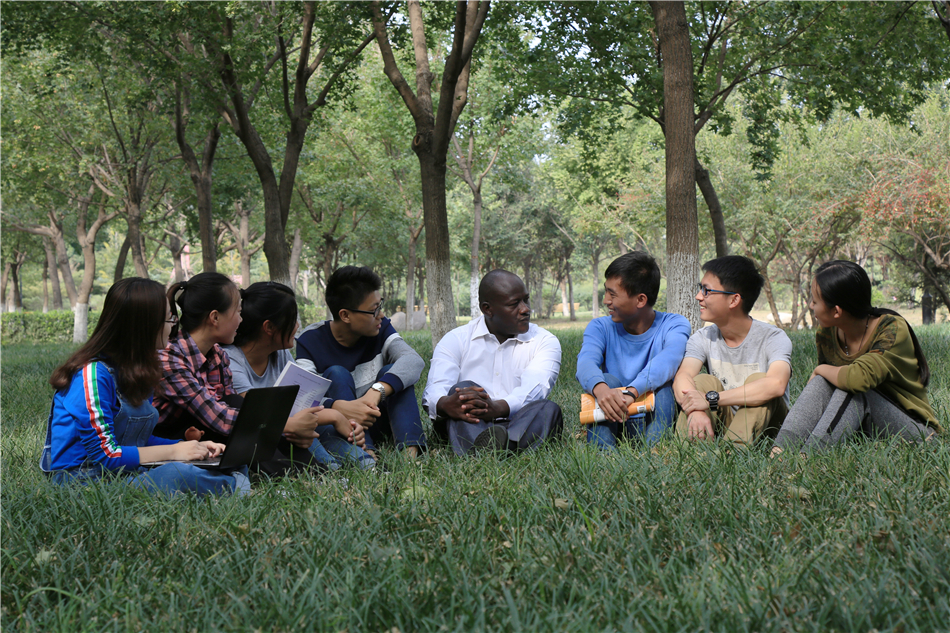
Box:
[155,331,239,436]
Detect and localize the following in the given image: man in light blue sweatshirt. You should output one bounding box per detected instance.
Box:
[576,251,691,448]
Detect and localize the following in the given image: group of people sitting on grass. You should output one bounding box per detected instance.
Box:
[42,252,941,497]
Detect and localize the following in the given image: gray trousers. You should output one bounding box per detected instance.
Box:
[433,381,564,456]
[774,377,934,452]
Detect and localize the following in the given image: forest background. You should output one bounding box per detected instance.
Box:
[1,1,949,346]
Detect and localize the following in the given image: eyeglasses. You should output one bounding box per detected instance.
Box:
[165,314,179,325]
[697,284,737,298]
[349,298,385,319]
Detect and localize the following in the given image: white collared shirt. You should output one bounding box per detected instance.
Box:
[423,315,562,418]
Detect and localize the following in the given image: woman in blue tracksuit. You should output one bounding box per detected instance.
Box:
[42,277,249,496]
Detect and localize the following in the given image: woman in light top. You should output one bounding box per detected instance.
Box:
[43,277,246,495]
[773,260,940,454]
[224,281,370,470]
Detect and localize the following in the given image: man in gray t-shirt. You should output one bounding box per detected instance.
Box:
[673,256,792,445]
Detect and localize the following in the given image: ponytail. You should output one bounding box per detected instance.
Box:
[167,272,239,336]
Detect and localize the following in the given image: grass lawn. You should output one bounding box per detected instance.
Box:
[2,325,949,632]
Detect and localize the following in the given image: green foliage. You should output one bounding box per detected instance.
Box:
[0,310,99,345]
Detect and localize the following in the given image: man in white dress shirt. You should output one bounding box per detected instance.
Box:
[423,270,563,455]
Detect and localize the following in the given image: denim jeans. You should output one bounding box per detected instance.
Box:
[50,464,248,497]
[586,374,676,449]
[306,424,376,470]
[322,364,426,452]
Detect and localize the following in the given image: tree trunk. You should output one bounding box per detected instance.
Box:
[126,204,149,279]
[406,235,418,328]
[560,278,569,317]
[289,228,303,291]
[651,0,701,330]
[115,234,131,282]
[43,238,63,310]
[302,269,310,300]
[418,154,457,343]
[536,266,545,316]
[1,263,9,313]
[10,255,25,312]
[591,251,600,319]
[73,304,89,344]
[169,235,186,284]
[695,158,728,258]
[567,263,576,321]
[51,229,78,308]
[42,257,50,313]
[469,186,483,319]
[762,271,784,328]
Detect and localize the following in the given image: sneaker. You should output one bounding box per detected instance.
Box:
[471,426,508,453]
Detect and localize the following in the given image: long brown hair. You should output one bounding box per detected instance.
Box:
[50,278,166,406]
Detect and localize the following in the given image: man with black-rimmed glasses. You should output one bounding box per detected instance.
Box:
[673,256,792,446]
[296,266,427,461]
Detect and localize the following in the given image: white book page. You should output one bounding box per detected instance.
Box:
[274,362,332,416]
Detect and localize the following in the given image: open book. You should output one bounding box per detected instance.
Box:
[274,361,333,416]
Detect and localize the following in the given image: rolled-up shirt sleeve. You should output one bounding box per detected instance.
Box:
[422,331,463,420]
[501,332,561,416]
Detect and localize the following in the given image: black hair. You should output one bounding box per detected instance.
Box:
[815,260,929,386]
[167,272,239,336]
[233,281,298,347]
[604,251,661,306]
[51,278,165,406]
[702,255,763,315]
[325,266,381,321]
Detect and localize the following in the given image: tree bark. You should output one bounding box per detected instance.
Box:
[651,0,701,330]
[42,256,50,313]
[125,201,149,279]
[0,263,9,313]
[42,237,63,310]
[469,185,483,318]
[173,81,220,273]
[372,0,490,344]
[9,253,26,312]
[695,158,729,257]
[567,262,576,321]
[75,193,119,341]
[289,228,303,291]
[115,233,131,283]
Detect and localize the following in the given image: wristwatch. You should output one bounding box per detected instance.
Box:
[705,391,720,412]
[370,382,387,403]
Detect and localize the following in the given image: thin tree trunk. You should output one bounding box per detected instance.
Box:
[10,254,25,312]
[696,158,728,258]
[43,238,63,310]
[289,228,303,291]
[52,229,78,308]
[651,0,701,330]
[406,235,418,328]
[115,234,131,282]
[469,186,483,319]
[536,266,545,316]
[126,204,149,279]
[762,272,783,329]
[42,257,50,313]
[567,263,576,321]
[591,251,600,319]
[1,262,10,313]
[560,278,569,317]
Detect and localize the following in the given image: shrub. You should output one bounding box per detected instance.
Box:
[0,310,100,345]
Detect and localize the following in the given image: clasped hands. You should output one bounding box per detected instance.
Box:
[591,382,637,423]
[679,388,715,441]
[284,405,365,449]
[438,386,508,423]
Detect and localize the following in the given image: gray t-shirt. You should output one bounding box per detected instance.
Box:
[684,319,793,407]
[222,345,295,394]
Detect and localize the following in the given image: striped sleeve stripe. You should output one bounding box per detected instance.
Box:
[83,363,122,458]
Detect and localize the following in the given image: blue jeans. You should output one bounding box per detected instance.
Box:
[306,424,376,470]
[586,374,676,449]
[322,364,426,452]
[50,464,248,497]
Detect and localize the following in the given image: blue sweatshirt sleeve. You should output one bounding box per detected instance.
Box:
[628,314,691,397]
[576,319,610,394]
[62,363,140,470]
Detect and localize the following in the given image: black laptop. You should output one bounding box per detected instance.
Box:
[142,385,299,468]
